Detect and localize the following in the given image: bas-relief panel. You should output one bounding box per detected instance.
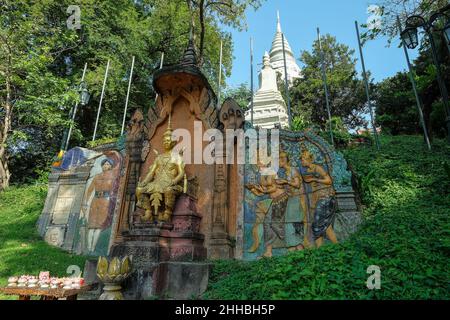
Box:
[51,185,78,225]
[243,130,353,260]
[73,151,122,256]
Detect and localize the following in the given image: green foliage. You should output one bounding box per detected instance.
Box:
[361,0,449,44]
[374,42,449,139]
[289,34,368,130]
[204,135,450,300]
[374,72,421,135]
[291,115,313,132]
[320,116,351,147]
[224,83,251,110]
[0,184,87,299]
[2,0,259,185]
[87,137,118,149]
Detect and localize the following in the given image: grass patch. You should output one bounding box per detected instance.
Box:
[0,184,87,299]
[204,135,450,300]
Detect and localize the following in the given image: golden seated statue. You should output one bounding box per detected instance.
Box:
[136,115,186,223]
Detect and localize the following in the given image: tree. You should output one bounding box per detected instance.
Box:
[224,83,251,110]
[185,0,264,65]
[0,0,77,189]
[374,47,449,138]
[374,72,421,135]
[0,0,257,187]
[289,34,368,130]
[362,0,449,44]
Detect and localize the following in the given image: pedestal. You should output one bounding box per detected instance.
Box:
[106,194,208,299]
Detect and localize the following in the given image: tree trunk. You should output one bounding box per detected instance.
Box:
[0,54,12,191]
[198,0,206,66]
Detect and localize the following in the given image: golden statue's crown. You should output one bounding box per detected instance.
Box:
[163,113,173,139]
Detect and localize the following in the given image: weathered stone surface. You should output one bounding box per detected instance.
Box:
[122,269,155,300]
[152,262,212,299]
[83,259,100,285]
[44,226,65,247]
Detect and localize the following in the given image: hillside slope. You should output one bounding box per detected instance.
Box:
[204,135,450,300]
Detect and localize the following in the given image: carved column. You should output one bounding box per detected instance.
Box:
[209,142,233,259]
[113,110,145,242]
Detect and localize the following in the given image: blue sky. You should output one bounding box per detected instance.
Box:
[225,0,418,89]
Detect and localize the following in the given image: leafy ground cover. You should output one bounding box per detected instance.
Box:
[204,135,450,299]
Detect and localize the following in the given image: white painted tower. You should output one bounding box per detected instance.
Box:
[269,11,302,85]
[245,52,289,129]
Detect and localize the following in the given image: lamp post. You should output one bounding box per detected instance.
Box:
[401,5,450,143]
[61,80,91,153]
[444,18,450,52]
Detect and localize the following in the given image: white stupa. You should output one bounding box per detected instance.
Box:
[269,11,302,85]
[245,52,289,129]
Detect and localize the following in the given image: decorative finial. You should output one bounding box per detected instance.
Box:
[180,22,198,66]
[263,51,270,67]
[277,10,281,33]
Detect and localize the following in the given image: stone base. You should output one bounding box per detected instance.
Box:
[110,225,170,269]
[82,260,210,300]
[334,191,362,241]
[152,262,212,299]
[104,194,209,299]
[208,231,234,259]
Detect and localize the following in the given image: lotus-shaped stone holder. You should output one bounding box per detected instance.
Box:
[96,256,132,300]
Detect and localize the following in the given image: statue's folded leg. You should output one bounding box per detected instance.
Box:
[160,191,177,222]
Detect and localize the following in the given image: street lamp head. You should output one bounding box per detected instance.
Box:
[78,81,90,106]
[401,27,419,49]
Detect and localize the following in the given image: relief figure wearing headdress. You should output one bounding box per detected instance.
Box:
[300,149,338,248]
[275,150,306,252]
[246,151,295,258]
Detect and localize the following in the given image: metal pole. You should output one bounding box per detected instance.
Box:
[281,33,292,128]
[250,37,254,125]
[217,40,223,108]
[63,62,88,151]
[425,27,450,144]
[92,59,110,142]
[397,17,431,150]
[120,56,135,136]
[154,52,165,104]
[317,28,334,146]
[355,21,381,150]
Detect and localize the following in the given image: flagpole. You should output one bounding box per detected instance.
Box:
[396,16,431,151]
[281,32,292,128]
[121,56,135,136]
[355,21,381,150]
[317,28,334,146]
[250,37,254,126]
[92,59,111,142]
[217,40,223,108]
[154,52,164,104]
[64,62,88,151]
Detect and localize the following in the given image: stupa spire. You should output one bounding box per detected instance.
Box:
[277,10,281,33]
[269,10,302,85]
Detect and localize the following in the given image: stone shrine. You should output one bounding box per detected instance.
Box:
[37,34,361,300]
